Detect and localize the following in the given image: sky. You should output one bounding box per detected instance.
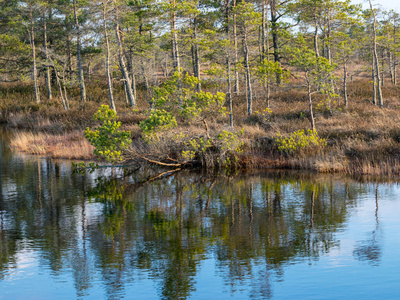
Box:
[353,0,400,12]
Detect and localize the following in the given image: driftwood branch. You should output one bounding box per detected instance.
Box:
[165,156,179,162]
[138,155,185,167]
[202,118,211,139]
[102,168,182,195]
[146,168,181,183]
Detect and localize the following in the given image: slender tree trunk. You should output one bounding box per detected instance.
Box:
[129,48,137,100]
[344,60,348,107]
[48,56,69,110]
[222,0,233,126]
[233,0,239,93]
[161,60,168,77]
[314,18,319,58]
[123,83,129,105]
[266,2,270,106]
[170,0,182,103]
[270,0,281,84]
[103,1,115,111]
[43,9,52,100]
[370,0,383,107]
[141,57,152,108]
[327,12,332,63]
[73,0,87,102]
[227,57,233,127]
[381,50,385,86]
[29,4,40,104]
[131,70,137,100]
[258,25,262,61]
[372,54,376,105]
[54,65,68,111]
[144,73,151,107]
[261,0,266,58]
[394,19,397,85]
[88,60,91,82]
[244,71,248,101]
[322,33,327,58]
[192,17,201,92]
[389,50,394,84]
[171,0,180,72]
[191,34,195,74]
[307,77,315,131]
[62,74,70,110]
[62,67,70,110]
[243,31,252,116]
[115,7,136,106]
[67,35,72,79]
[224,0,233,127]
[388,27,394,84]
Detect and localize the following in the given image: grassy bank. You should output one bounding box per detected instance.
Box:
[10,131,95,160]
[4,79,400,175]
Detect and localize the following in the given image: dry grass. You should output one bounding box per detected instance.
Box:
[4,77,400,174]
[227,78,400,175]
[10,131,95,160]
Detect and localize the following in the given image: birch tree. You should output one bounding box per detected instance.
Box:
[22,0,41,103]
[114,1,136,106]
[290,36,336,131]
[369,0,383,107]
[101,0,116,111]
[234,1,261,116]
[73,0,87,102]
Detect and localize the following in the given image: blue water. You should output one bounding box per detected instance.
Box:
[1,129,400,299]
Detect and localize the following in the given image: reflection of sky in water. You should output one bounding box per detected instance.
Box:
[273,186,400,299]
[1,174,400,299]
[1,129,400,299]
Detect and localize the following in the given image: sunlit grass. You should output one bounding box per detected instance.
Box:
[10,131,95,160]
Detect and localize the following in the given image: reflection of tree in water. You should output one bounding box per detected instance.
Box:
[353,185,382,266]
[86,173,206,300]
[0,136,17,281]
[208,175,359,298]
[79,171,372,299]
[0,145,377,300]
[0,138,98,296]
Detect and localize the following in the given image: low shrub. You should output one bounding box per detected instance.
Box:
[85,105,132,163]
[139,109,177,140]
[274,129,326,155]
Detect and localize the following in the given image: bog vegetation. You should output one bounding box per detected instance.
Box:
[3,0,400,174]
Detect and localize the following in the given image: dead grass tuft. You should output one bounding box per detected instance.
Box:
[10,131,95,160]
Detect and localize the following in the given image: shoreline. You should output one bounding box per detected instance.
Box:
[3,79,400,176]
[7,125,400,176]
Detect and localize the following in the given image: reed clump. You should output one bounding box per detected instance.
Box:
[10,131,95,160]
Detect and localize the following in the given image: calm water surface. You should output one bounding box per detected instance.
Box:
[1,129,400,299]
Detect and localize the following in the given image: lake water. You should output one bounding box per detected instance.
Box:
[1,128,400,299]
